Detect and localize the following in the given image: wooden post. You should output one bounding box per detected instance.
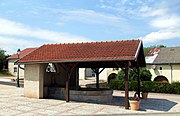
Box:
[124,62,129,109]
[137,67,141,98]
[66,78,69,102]
[96,71,99,89]
[75,68,79,90]
[63,63,78,102]
[91,68,105,89]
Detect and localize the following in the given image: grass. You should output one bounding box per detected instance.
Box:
[0,70,14,77]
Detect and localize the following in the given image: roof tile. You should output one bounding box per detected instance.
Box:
[7,48,37,60]
[19,40,141,63]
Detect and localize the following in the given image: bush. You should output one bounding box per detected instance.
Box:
[140,68,152,81]
[109,80,124,90]
[117,68,152,81]
[171,82,180,94]
[109,80,180,94]
[152,82,170,93]
[129,81,138,91]
[109,80,137,91]
[141,81,153,92]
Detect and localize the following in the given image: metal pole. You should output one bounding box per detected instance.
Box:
[16,53,20,87]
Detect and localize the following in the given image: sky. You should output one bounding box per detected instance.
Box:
[0,0,179,54]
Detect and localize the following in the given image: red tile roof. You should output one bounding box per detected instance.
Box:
[19,40,141,63]
[7,48,37,60]
[147,48,160,56]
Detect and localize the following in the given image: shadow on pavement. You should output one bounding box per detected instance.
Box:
[140,98,177,111]
[61,95,177,112]
[0,81,24,87]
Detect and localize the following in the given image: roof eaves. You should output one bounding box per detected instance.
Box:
[19,57,136,64]
[134,40,141,61]
[153,62,180,64]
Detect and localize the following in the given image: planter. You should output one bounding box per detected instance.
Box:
[129,100,141,110]
[141,92,148,99]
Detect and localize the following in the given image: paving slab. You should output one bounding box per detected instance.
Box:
[0,81,180,115]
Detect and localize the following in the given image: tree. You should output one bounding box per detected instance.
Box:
[0,48,6,71]
[117,68,152,81]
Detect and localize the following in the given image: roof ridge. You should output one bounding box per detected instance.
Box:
[43,39,139,46]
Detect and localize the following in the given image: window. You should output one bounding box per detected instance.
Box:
[85,68,95,77]
[14,67,17,72]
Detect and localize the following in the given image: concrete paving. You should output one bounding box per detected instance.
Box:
[0,77,180,115]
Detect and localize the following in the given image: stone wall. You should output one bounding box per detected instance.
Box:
[48,87,113,103]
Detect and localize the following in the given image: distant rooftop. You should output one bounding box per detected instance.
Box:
[145,48,160,64]
[154,47,180,64]
[147,48,160,56]
[7,48,37,60]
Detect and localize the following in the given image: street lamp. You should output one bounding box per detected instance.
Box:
[16,48,21,87]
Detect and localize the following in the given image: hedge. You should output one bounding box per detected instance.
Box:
[109,80,180,94]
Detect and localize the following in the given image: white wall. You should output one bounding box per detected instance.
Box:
[8,60,24,78]
[79,68,118,82]
[147,64,180,83]
[24,64,45,98]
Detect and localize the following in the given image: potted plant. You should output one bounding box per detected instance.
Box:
[141,81,152,99]
[129,95,141,110]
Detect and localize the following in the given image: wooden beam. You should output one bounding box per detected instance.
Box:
[99,68,105,74]
[91,68,105,89]
[124,62,129,109]
[62,63,78,102]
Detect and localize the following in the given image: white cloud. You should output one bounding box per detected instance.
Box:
[140,29,180,43]
[142,9,167,17]
[54,9,126,26]
[0,36,42,54]
[0,18,92,54]
[139,6,151,12]
[0,18,91,43]
[141,14,180,43]
[138,1,180,44]
[150,15,180,29]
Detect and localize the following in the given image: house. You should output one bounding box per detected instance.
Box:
[7,48,37,78]
[79,68,118,83]
[18,40,146,109]
[146,47,180,83]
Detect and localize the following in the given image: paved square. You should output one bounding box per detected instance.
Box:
[0,87,180,115]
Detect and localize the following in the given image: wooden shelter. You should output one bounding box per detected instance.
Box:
[19,40,146,109]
